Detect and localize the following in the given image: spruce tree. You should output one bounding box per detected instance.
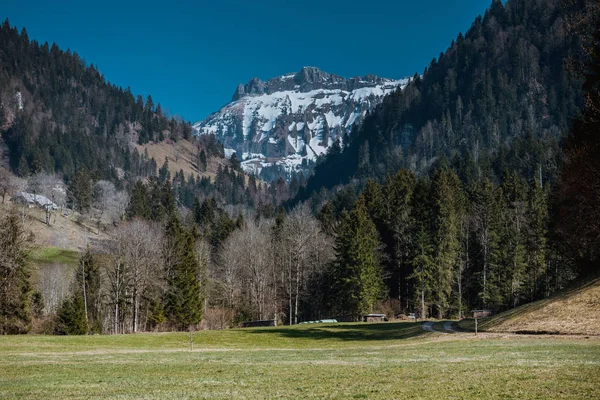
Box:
[71,168,92,212]
[329,195,385,319]
[409,228,435,319]
[127,180,150,219]
[55,294,87,335]
[164,215,204,330]
[76,248,102,333]
[16,155,29,178]
[525,178,548,300]
[0,210,33,334]
[159,157,171,183]
[382,169,416,308]
[500,171,528,307]
[430,170,462,318]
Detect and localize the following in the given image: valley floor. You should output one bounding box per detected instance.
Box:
[1,322,599,399]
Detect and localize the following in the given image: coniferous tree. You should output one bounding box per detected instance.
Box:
[430,170,462,318]
[164,215,204,330]
[0,210,33,334]
[382,170,416,307]
[526,179,548,300]
[409,228,435,319]
[159,157,171,183]
[329,195,385,318]
[55,294,87,335]
[75,248,102,333]
[127,180,151,219]
[470,178,502,308]
[198,150,207,172]
[500,171,528,307]
[16,155,29,178]
[70,168,92,212]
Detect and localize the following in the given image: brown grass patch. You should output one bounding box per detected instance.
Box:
[459,278,600,336]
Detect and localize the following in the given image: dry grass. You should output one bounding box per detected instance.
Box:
[135,139,227,181]
[459,278,600,335]
[1,204,110,253]
[0,324,599,399]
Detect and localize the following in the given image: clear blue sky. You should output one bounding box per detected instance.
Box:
[3,0,491,122]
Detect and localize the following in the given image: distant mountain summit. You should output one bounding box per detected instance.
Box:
[193,67,409,179]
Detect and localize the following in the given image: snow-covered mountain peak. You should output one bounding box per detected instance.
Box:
[194,67,410,180]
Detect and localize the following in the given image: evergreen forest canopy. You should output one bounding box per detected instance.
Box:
[1,0,599,335]
[0,18,192,181]
[299,0,582,198]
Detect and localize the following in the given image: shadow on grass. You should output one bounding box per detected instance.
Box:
[245,322,428,342]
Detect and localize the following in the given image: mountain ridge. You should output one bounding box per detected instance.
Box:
[193,66,410,180]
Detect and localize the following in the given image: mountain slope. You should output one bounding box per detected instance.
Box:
[296,0,583,201]
[0,19,192,182]
[193,67,409,179]
[0,20,270,211]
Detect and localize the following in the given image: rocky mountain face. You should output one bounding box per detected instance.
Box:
[193,67,409,179]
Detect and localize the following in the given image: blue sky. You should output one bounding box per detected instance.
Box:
[3,0,491,122]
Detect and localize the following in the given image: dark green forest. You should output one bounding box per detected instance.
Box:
[300,0,582,197]
[0,19,193,180]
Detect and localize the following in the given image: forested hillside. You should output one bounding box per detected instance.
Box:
[299,0,582,197]
[0,20,284,211]
[1,0,598,335]
[0,19,194,181]
[279,0,596,319]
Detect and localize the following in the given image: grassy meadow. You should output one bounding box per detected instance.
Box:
[1,322,599,399]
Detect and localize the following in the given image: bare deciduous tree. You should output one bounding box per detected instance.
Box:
[0,168,18,204]
[115,220,162,332]
[280,204,333,324]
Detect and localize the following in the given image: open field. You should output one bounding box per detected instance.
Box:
[1,323,599,399]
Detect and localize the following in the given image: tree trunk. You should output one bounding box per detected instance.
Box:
[294,259,300,325]
[421,288,426,319]
[133,290,139,333]
[82,259,89,329]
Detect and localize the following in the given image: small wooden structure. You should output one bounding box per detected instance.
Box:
[472,309,492,335]
[12,192,58,210]
[240,319,276,328]
[472,310,492,318]
[363,313,388,322]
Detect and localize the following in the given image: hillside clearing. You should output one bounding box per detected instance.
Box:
[134,139,224,181]
[1,323,599,399]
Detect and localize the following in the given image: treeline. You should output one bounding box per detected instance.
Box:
[0,19,193,183]
[321,167,568,319]
[54,216,205,335]
[298,0,582,202]
[0,19,280,212]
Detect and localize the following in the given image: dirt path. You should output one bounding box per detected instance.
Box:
[422,321,458,334]
[422,322,446,334]
[443,322,456,333]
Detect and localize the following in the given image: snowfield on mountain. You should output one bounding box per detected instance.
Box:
[193,66,409,178]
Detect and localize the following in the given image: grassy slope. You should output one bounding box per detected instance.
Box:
[135,139,226,181]
[1,323,599,399]
[1,204,110,254]
[458,278,600,335]
[30,246,79,265]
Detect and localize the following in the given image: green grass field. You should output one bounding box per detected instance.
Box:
[1,322,599,399]
[30,246,80,265]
